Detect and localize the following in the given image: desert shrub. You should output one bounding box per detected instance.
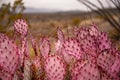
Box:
[78,0,120,39]
[72,17,82,26]
[0,0,25,33]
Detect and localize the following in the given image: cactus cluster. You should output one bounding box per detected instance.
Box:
[0,19,120,80]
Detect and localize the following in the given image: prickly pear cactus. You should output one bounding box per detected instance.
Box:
[44,55,66,80]
[110,54,120,78]
[0,33,9,41]
[39,37,50,59]
[13,19,31,80]
[71,60,100,80]
[55,27,65,52]
[97,50,116,72]
[19,37,29,67]
[39,36,67,80]
[0,71,13,80]
[0,33,19,80]
[57,27,65,44]
[88,24,100,37]
[1,18,120,80]
[62,38,84,63]
[108,48,120,79]
[74,27,89,40]
[101,72,114,80]
[14,19,28,36]
[80,35,97,58]
[97,32,111,52]
[74,25,99,58]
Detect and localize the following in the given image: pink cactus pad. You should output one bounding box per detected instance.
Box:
[97,32,111,52]
[0,33,9,41]
[55,40,62,52]
[110,48,120,74]
[101,72,115,80]
[39,37,50,59]
[111,55,120,73]
[14,19,28,36]
[89,24,100,37]
[0,69,12,80]
[80,36,97,58]
[0,34,19,79]
[57,27,65,44]
[19,37,29,66]
[44,55,66,80]
[71,60,100,80]
[55,28,65,52]
[62,38,84,60]
[97,50,116,72]
[74,27,89,40]
[73,26,79,37]
[108,54,120,79]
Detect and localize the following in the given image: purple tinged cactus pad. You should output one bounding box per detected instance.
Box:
[0,33,9,41]
[0,34,19,80]
[74,27,89,40]
[97,32,111,52]
[110,47,120,74]
[30,34,36,49]
[97,50,116,72]
[80,36,97,58]
[97,47,120,79]
[55,40,62,52]
[73,25,99,58]
[19,37,29,66]
[0,70,12,80]
[71,60,100,80]
[71,60,86,80]
[89,24,100,37]
[55,28,65,52]
[108,51,120,79]
[44,55,66,80]
[73,26,79,37]
[101,72,115,80]
[39,37,50,59]
[62,38,84,61]
[14,19,28,36]
[110,55,120,75]
[57,27,65,44]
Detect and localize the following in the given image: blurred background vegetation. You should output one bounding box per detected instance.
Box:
[0,0,25,33]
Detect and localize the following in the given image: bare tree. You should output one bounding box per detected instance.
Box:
[78,0,120,33]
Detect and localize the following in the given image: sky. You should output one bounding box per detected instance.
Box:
[23,0,87,11]
[0,0,113,11]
